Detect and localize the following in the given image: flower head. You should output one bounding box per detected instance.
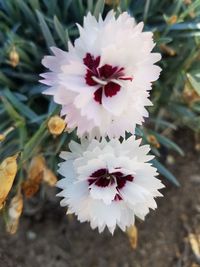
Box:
[57,137,164,234]
[40,11,161,139]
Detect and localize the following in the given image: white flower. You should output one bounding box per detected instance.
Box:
[57,136,164,234]
[40,11,161,139]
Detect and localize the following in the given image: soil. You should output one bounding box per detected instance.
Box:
[0,131,200,267]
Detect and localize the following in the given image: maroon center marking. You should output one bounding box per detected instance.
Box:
[88,168,134,201]
[83,53,133,104]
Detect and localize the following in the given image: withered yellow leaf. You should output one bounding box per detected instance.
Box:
[6,191,23,234]
[188,233,200,259]
[0,154,18,209]
[28,155,45,181]
[43,168,57,186]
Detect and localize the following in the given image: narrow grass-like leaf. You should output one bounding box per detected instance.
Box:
[78,0,85,16]
[119,0,130,11]
[149,130,184,156]
[3,69,38,82]
[0,0,16,18]
[87,0,94,12]
[21,120,48,163]
[187,73,200,96]
[191,101,200,113]
[156,37,173,45]
[150,118,177,130]
[135,127,144,137]
[63,0,73,13]
[152,159,180,186]
[3,89,38,120]
[36,10,56,48]
[28,0,40,10]
[53,15,68,48]
[0,120,10,132]
[48,100,58,115]
[42,0,58,16]
[30,115,47,123]
[16,0,38,28]
[94,0,104,19]
[0,72,16,88]
[1,97,24,122]
[180,0,200,20]
[170,104,195,118]
[143,0,150,23]
[0,10,13,24]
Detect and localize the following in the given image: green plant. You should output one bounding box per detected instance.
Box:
[0,0,200,200]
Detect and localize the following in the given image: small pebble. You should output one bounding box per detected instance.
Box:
[190,175,200,184]
[166,155,175,165]
[27,230,37,240]
[195,205,200,213]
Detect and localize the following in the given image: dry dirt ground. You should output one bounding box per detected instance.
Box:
[0,133,200,267]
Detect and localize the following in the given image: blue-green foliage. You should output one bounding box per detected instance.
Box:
[0,0,200,186]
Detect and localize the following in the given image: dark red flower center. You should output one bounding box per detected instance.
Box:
[88,168,134,201]
[83,53,133,104]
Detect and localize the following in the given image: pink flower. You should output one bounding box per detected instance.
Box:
[57,137,164,234]
[40,11,161,138]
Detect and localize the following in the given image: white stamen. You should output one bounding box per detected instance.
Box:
[92,76,108,86]
[110,79,122,85]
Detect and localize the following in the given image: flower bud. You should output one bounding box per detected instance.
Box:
[0,134,5,142]
[9,47,20,68]
[6,191,23,234]
[147,135,160,149]
[0,127,15,143]
[29,155,45,183]
[126,225,138,249]
[48,116,66,136]
[22,180,40,198]
[182,80,200,105]
[160,44,176,56]
[167,15,178,25]
[194,133,200,152]
[183,0,192,5]
[189,10,196,18]
[22,155,45,198]
[188,233,200,260]
[0,154,18,209]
